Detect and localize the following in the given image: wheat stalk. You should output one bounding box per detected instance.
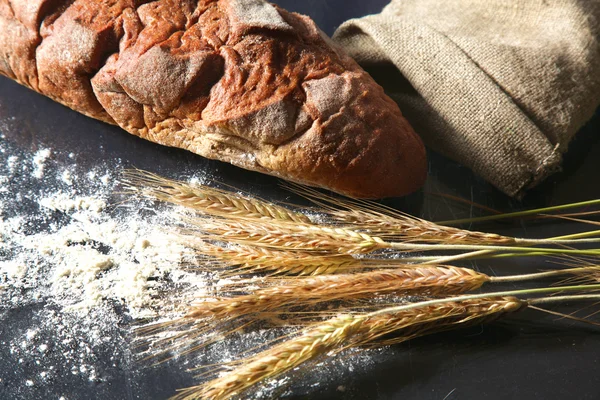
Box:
[122,174,600,257]
[284,183,600,247]
[184,265,600,323]
[143,266,600,362]
[185,216,600,258]
[121,169,311,223]
[331,208,516,244]
[120,173,600,400]
[435,199,600,225]
[177,297,523,400]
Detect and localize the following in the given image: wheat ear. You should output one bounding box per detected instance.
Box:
[184,240,362,275]
[121,169,311,223]
[331,207,516,244]
[179,297,522,400]
[179,282,600,400]
[186,216,600,258]
[284,182,515,244]
[284,183,600,247]
[187,217,386,255]
[184,266,489,321]
[146,266,599,360]
[185,265,600,323]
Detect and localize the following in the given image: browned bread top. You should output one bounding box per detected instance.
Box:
[0,0,427,198]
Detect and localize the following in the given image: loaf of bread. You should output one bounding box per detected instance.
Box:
[0,0,426,198]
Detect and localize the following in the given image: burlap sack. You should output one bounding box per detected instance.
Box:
[334,0,600,197]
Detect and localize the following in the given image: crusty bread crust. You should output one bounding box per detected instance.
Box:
[0,0,427,198]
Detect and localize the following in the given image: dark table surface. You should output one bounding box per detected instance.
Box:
[1,1,600,399]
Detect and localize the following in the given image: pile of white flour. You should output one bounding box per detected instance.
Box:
[0,145,202,318]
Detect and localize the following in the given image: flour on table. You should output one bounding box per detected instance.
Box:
[7,155,18,174]
[1,158,202,318]
[31,148,51,179]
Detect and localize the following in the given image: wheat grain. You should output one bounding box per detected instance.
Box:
[335,208,516,244]
[185,265,600,323]
[184,216,600,258]
[152,266,591,361]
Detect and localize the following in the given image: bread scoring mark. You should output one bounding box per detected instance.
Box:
[30,1,155,119]
[37,17,111,120]
[92,1,227,131]
[10,0,72,31]
[32,1,148,122]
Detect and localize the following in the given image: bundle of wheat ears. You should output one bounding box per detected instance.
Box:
[121,170,600,400]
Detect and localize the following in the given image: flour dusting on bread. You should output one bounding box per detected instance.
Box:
[304,73,356,121]
[225,0,293,33]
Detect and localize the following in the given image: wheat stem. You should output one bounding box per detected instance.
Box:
[367,284,600,317]
[427,230,600,264]
[187,265,600,321]
[437,199,600,226]
[388,241,600,256]
[283,183,600,246]
[528,294,600,306]
[489,267,600,283]
[186,215,600,258]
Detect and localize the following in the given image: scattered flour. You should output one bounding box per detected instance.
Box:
[38,193,106,214]
[60,168,74,185]
[1,166,201,318]
[0,141,210,395]
[7,155,18,173]
[0,260,28,281]
[32,148,51,179]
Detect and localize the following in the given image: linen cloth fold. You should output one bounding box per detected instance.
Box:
[334,0,600,197]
